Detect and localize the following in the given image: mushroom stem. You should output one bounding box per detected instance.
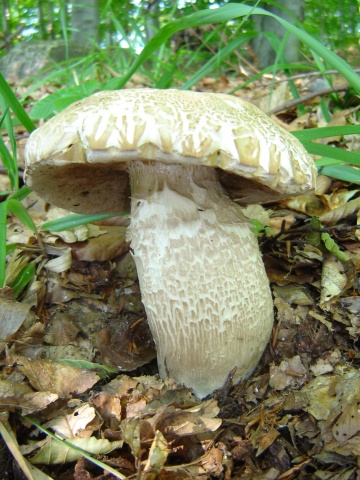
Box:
[127,161,273,398]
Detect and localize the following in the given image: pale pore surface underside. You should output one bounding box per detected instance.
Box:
[127,162,274,398]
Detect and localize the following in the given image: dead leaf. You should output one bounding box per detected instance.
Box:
[11,355,99,398]
[70,226,129,261]
[0,298,35,343]
[27,436,123,465]
[293,375,337,421]
[272,285,313,306]
[43,403,96,438]
[269,356,307,391]
[320,255,348,307]
[310,350,341,376]
[143,430,169,479]
[333,402,360,444]
[150,399,222,438]
[256,427,280,456]
[0,379,58,415]
[120,418,142,457]
[254,82,291,112]
[320,197,360,224]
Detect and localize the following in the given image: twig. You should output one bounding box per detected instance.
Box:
[0,25,25,50]
[270,83,349,114]
[273,68,360,84]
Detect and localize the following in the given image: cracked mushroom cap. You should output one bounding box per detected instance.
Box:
[24,88,317,212]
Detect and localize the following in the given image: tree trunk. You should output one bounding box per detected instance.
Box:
[144,0,161,43]
[251,0,304,68]
[1,0,10,38]
[71,0,99,46]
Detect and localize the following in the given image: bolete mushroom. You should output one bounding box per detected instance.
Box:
[24,89,317,398]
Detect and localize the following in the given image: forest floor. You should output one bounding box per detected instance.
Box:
[1,71,360,480]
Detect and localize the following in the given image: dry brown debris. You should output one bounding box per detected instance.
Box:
[1,75,360,479]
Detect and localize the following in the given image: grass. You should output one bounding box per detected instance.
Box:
[1,3,360,295]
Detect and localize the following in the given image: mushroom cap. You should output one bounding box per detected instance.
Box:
[24,88,317,212]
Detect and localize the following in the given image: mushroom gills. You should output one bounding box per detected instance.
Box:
[127,160,273,398]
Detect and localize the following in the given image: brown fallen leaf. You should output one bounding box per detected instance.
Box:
[43,403,97,438]
[320,255,349,307]
[0,379,58,415]
[333,402,360,445]
[269,355,308,391]
[9,354,99,398]
[256,427,281,456]
[320,196,360,224]
[0,298,36,343]
[150,398,222,438]
[96,317,156,372]
[68,226,129,261]
[143,430,169,479]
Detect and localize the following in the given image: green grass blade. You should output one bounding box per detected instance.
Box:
[9,186,32,202]
[21,416,126,479]
[106,3,360,92]
[0,132,18,191]
[11,263,36,297]
[293,125,360,141]
[0,101,18,191]
[301,141,360,166]
[0,73,36,132]
[319,164,360,184]
[314,158,343,167]
[6,199,37,233]
[181,32,256,90]
[41,213,121,232]
[0,190,11,198]
[0,201,7,287]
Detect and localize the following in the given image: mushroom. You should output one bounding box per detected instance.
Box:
[24,89,317,398]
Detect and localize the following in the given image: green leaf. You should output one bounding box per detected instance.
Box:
[306,217,347,262]
[59,359,118,377]
[30,81,100,119]
[5,244,16,255]
[321,232,347,262]
[314,158,343,167]
[250,218,265,236]
[306,217,322,247]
